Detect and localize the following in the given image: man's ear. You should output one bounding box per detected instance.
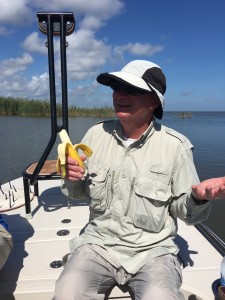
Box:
[151,94,160,109]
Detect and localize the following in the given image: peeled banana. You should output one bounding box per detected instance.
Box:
[57,129,93,178]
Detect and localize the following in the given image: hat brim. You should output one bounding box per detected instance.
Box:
[97,72,164,119]
[97,72,151,91]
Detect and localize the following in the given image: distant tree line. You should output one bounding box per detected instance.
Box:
[0,96,115,118]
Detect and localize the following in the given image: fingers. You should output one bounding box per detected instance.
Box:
[219,184,225,198]
[192,184,213,200]
[191,185,206,200]
[205,184,225,199]
[192,183,225,201]
[66,155,85,181]
[204,185,214,199]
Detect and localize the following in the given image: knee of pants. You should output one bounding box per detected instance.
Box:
[128,255,184,300]
[141,285,184,300]
[54,273,106,300]
[54,262,93,298]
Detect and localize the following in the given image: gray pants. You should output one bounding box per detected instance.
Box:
[53,244,184,300]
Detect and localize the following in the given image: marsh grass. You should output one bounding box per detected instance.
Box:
[0,96,115,118]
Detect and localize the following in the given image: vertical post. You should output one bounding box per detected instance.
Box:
[47,14,58,138]
[23,177,32,218]
[60,14,69,133]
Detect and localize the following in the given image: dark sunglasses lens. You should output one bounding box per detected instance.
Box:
[126,86,146,95]
[111,84,146,96]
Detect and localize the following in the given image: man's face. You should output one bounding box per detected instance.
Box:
[112,85,159,124]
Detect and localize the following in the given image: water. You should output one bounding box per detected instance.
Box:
[0,112,225,241]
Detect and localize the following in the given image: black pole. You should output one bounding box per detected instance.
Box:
[47,14,58,138]
[60,14,69,133]
[30,14,58,185]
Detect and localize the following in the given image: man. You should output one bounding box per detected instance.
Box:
[0,214,13,271]
[54,60,225,300]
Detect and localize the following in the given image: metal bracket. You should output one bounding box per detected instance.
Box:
[37,12,75,36]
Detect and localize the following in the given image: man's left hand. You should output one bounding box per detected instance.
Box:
[192,176,225,201]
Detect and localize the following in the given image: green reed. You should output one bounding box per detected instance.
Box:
[0,96,115,118]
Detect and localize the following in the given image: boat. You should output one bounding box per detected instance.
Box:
[0,12,225,300]
[0,176,225,300]
[178,111,193,118]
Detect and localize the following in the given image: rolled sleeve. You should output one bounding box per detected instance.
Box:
[170,143,212,225]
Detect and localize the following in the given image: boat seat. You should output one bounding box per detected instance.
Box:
[22,160,61,217]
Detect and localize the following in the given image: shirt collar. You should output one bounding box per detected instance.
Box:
[113,119,156,145]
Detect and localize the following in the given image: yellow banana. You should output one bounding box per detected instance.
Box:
[57,129,93,178]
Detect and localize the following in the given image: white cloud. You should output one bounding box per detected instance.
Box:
[114,42,164,58]
[26,73,49,97]
[0,71,49,99]
[64,29,111,80]
[22,32,47,54]
[0,0,124,31]
[80,15,104,30]
[0,52,35,97]
[1,53,33,77]
[32,0,124,22]
[68,80,112,107]
[0,0,33,25]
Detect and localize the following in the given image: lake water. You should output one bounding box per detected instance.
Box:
[0,112,225,241]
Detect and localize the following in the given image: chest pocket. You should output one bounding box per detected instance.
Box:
[86,165,110,212]
[132,177,170,233]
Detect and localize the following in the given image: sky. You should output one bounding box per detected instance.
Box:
[0,0,225,111]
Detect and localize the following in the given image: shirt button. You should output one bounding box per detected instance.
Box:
[122,174,126,178]
[126,153,130,156]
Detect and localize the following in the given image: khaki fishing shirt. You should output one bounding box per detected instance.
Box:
[62,119,211,274]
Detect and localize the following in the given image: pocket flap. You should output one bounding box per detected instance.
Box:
[88,164,110,183]
[89,172,108,183]
[135,178,169,202]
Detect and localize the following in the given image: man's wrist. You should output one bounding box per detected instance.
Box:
[192,194,209,205]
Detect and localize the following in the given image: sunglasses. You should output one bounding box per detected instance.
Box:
[111,83,148,96]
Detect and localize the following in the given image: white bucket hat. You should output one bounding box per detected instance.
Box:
[97,60,166,119]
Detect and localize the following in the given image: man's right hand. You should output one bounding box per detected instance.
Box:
[65,155,86,181]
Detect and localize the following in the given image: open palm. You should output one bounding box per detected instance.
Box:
[192,177,225,201]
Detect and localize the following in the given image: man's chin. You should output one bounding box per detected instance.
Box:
[116,111,132,120]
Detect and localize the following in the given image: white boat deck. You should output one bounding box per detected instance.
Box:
[0,178,222,300]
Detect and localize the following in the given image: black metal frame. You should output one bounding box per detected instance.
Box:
[195,223,225,256]
[22,12,75,215]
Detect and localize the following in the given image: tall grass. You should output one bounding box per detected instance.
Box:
[0,96,115,118]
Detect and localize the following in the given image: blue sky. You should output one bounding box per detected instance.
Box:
[0,0,225,111]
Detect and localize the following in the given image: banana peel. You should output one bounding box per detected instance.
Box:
[57,129,93,178]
